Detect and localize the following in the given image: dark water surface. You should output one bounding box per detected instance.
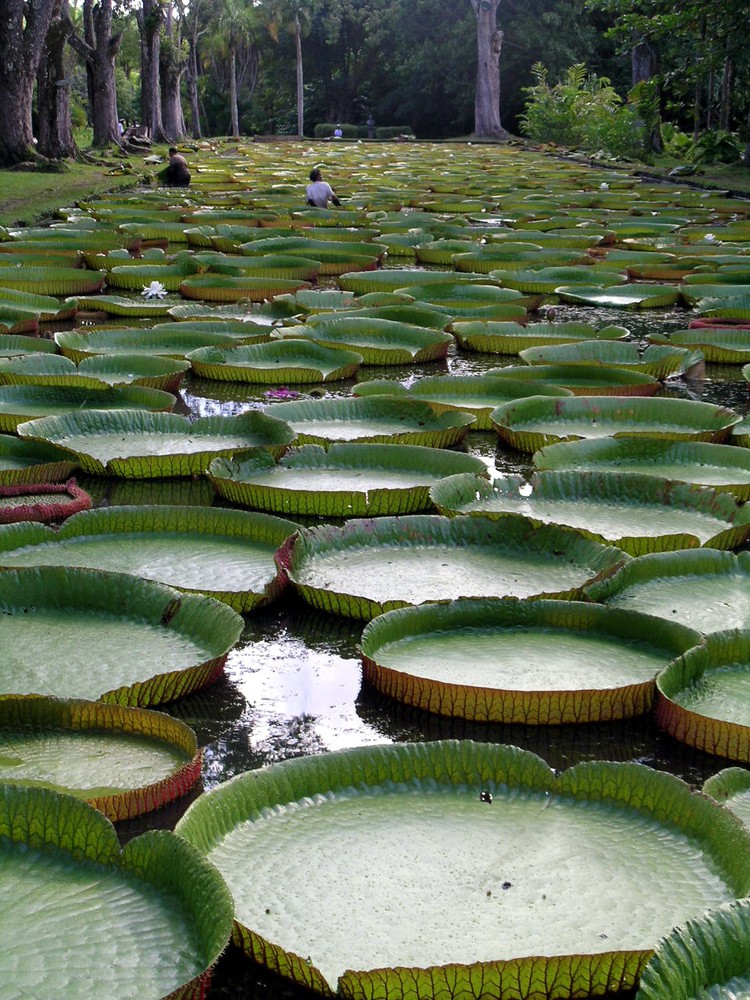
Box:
[89,298,750,1000]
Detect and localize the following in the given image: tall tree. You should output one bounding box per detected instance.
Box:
[0,0,56,165]
[135,0,167,139]
[67,0,122,145]
[469,0,507,138]
[160,3,188,140]
[37,0,77,159]
[214,0,260,138]
[267,0,315,138]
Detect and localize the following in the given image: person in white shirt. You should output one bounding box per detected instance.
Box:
[306,167,341,207]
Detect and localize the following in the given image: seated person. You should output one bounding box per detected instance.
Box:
[165,147,191,186]
[306,167,341,207]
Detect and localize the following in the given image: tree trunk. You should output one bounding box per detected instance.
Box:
[631,38,656,87]
[136,0,167,140]
[0,0,56,165]
[229,45,240,137]
[720,57,733,131]
[706,70,714,130]
[37,0,76,159]
[67,0,122,146]
[160,6,186,141]
[469,0,506,139]
[186,30,201,137]
[295,13,304,138]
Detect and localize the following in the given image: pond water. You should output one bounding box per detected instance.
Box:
[83,296,748,1000]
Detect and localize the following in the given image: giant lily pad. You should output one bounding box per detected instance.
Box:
[430,471,750,554]
[489,363,661,396]
[554,284,681,309]
[649,327,750,363]
[0,383,175,432]
[0,352,189,393]
[360,599,700,724]
[187,340,363,383]
[180,274,311,301]
[534,438,750,501]
[17,410,294,478]
[0,434,79,484]
[0,566,243,705]
[585,548,750,634]
[208,443,487,517]
[175,740,750,999]
[263,396,475,448]
[0,266,105,296]
[0,505,298,612]
[55,325,270,363]
[703,768,750,829]
[0,334,59,356]
[0,697,201,821]
[0,784,233,999]
[491,396,741,453]
[280,514,626,620]
[73,294,176,318]
[656,631,750,761]
[0,479,90,524]
[354,375,572,429]
[278,317,453,365]
[517,341,702,379]
[635,899,750,1000]
[451,321,627,355]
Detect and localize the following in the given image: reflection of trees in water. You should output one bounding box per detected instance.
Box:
[204,712,327,786]
[162,676,247,747]
[356,686,726,786]
[236,600,362,658]
[76,472,216,508]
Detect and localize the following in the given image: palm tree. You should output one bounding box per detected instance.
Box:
[267,0,315,138]
[215,0,259,138]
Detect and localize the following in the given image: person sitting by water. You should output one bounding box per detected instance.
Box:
[306,167,341,208]
[165,147,191,186]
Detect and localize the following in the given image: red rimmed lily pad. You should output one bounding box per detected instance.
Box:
[0,478,90,524]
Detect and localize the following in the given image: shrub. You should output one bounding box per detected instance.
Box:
[689,129,742,164]
[375,126,415,139]
[660,122,693,160]
[520,63,645,160]
[313,123,360,139]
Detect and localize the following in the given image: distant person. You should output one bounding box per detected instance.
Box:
[117,119,125,137]
[165,147,191,186]
[333,125,343,138]
[306,167,341,208]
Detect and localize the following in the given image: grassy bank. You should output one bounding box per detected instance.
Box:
[0,162,146,228]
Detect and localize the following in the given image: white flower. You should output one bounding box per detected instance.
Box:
[599,182,609,190]
[141,280,167,299]
[705,233,717,242]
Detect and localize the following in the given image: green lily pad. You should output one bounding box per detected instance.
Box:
[0,505,298,612]
[584,548,750,634]
[635,899,750,1000]
[354,375,572,429]
[703,768,750,830]
[656,630,750,762]
[490,363,661,396]
[337,269,490,295]
[281,513,626,620]
[0,565,243,705]
[0,784,233,999]
[535,439,750,501]
[17,410,294,478]
[0,334,59,357]
[207,443,487,517]
[263,396,475,448]
[554,284,681,309]
[0,384,175,433]
[278,316,453,365]
[452,321,628,354]
[518,341,702,378]
[0,352,189,393]
[73,294,177,317]
[180,274,312,302]
[0,434,79,485]
[55,325,270,363]
[187,340,363,383]
[498,267,627,294]
[175,740,749,999]
[430,471,750,554]
[491,396,741,453]
[0,697,200,821]
[0,266,105,296]
[360,599,700,724]
[649,327,750,363]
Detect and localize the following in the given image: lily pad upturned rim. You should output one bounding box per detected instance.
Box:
[656,629,750,762]
[0,696,201,822]
[0,382,176,432]
[0,433,79,485]
[207,443,488,517]
[187,339,364,384]
[430,469,750,555]
[0,478,91,524]
[0,565,244,706]
[534,438,750,501]
[0,504,301,613]
[359,598,701,725]
[0,783,233,1000]
[16,409,295,478]
[279,513,628,620]
[175,739,750,1000]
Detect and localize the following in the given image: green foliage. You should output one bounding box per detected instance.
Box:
[520,63,645,159]
[690,129,743,164]
[375,125,415,139]
[660,122,693,159]
[313,123,361,138]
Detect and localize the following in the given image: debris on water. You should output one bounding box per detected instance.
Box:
[480,790,493,803]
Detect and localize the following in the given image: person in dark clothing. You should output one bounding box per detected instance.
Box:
[165,147,191,186]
